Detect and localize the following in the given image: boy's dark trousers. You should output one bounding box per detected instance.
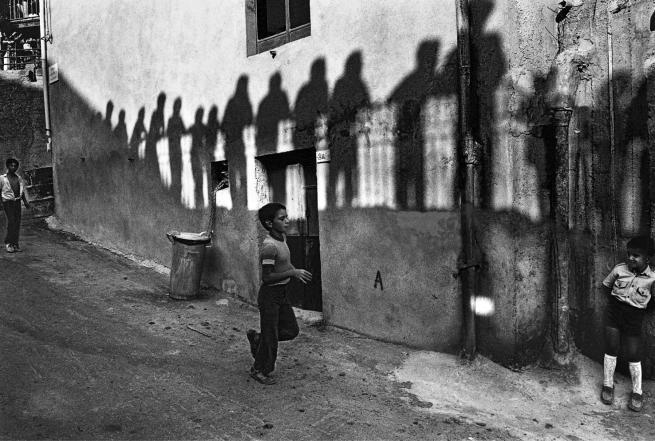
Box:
[253,284,299,376]
[2,200,21,245]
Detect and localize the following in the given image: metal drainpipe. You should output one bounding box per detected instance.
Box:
[551,107,572,355]
[39,0,52,152]
[455,0,479,359]
[606,7,618,258]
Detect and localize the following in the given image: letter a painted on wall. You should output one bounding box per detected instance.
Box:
[374,271,383,291]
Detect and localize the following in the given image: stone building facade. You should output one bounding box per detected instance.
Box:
[45,0,655,370]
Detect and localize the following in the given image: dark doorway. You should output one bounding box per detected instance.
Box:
[258,148,322,311]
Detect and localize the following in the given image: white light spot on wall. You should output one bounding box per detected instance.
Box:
[472,296,495,316]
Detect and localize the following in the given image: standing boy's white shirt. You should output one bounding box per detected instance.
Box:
[260,233,293,285]
[0,173,25,202]
[602,263,655,309]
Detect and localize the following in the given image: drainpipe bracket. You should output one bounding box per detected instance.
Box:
[453,261,481,278]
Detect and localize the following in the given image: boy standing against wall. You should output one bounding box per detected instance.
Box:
[601,236,655,412]
[1,158,30,253]
[247,202,312,385]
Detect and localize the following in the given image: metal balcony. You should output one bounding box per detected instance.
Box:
[1,43,39,71]
[8,0,39,28]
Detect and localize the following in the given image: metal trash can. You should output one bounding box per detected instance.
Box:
[166,231,211,300]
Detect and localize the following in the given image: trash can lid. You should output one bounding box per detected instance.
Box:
[167,231,211,245]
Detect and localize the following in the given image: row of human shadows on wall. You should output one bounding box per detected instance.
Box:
[509,63,655,238]
[90,53,466,213]
[87,7,507,215]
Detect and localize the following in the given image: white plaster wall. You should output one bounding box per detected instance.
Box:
[47,0,457,135]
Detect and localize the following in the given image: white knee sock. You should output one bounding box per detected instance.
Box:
[604,354,617,387]
[629,361,642,395]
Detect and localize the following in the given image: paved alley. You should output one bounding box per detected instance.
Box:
[1,221,654,440]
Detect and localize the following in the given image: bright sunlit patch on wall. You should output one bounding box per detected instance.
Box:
[356,105,396,209]
[245,126,259,211]
[202,166,209,208]
[472,296,495,316]
[156,138,172,188]
[213,131,226,162]
[424,96,457,210]
[180,134,195,209]
[276,119,295,153]
[138,138,146,160]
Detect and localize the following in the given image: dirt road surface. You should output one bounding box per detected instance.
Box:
[1,222,654,440]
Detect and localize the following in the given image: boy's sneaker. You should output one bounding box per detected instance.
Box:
[601,385,614,405]
[246,329,259,358]
[628,392,643,412]
[12,244,21,252]
[249,367,276,385]
[5,244,14,253]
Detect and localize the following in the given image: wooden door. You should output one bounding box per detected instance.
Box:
[262,150,322,311]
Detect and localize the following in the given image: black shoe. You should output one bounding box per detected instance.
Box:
[249,366,276,385]
[628,392,643,412]
[601,385,614,405]
[246,329,259,358]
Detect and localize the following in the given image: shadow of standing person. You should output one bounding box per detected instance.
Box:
[388,40,440,211]
[145,93,167,184]
[222,75,253,210]
[113,109,128,152]
[469,0,507,208]
[327,51,370,209]
[104,100,114,133]
[167,97,185,200]
[205,105,220,161]
[129,106,147,162]
[189,107,207,209]
[256,72,291,156]
[294,58,328,151]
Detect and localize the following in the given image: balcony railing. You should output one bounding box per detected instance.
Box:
[9,0,39,21]
[1,42,39,71]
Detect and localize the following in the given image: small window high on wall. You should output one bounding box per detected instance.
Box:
[246,0,311,56]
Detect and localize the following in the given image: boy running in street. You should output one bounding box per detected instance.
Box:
[247,202,312,385]
[1,158,30,253]
[601,235,655,411]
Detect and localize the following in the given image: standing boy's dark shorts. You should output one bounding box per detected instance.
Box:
[606,295,646,336]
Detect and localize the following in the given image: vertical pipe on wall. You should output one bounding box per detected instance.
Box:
[606,7,618,257]
[39,0,51,152]
[552,108,572,356]
[455,0,479,359]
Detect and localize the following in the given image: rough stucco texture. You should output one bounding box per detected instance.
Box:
[0,72,49,170]
[320,209,462,351]
[47,0,563,357]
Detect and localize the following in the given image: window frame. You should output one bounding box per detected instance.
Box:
[245,0,311,57]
